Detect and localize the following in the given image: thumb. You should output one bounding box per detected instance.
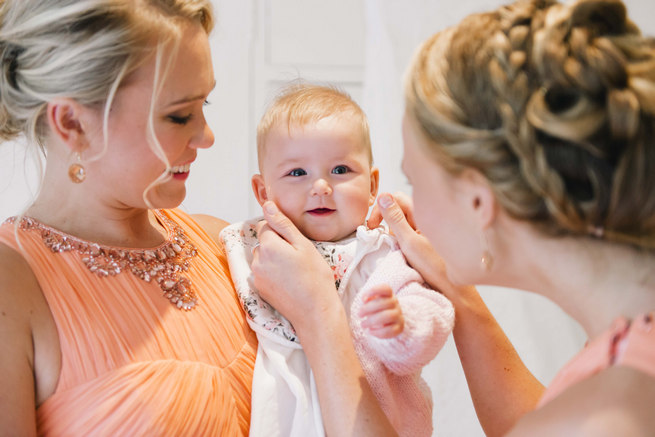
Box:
[377,193,417,244]
[261,201,304,245]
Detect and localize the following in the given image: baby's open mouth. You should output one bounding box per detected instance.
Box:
[308,208,335,215]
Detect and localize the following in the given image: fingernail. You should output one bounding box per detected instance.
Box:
[264,201,278,215]
[378,193,393,209]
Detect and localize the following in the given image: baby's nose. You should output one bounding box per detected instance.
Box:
[311,178,332,196]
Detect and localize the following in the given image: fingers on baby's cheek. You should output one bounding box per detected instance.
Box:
[255,219,269,236]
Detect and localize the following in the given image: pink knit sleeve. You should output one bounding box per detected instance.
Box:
[350,250,455,376]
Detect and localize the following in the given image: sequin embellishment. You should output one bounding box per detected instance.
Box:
[7,211,198,310]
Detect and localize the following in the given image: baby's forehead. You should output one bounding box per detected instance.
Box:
[276,114,358,134]
[269,117,370,149]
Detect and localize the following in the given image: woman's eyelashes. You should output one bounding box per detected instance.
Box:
[168,114,193,125]
[167,100,210,125]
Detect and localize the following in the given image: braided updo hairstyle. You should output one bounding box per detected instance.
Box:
[0,0,213,148]
[405,0,655,249]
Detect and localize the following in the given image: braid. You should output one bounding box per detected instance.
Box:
[493,0,596,234]
[406,0,655,249]
[526,0,655,247]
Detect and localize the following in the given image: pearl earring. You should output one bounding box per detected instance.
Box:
[68,152,86,183]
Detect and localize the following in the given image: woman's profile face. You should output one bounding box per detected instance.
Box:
[82,22,215,210]
[401,112,479,284]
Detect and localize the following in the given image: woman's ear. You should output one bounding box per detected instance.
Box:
[251,174,268,206]
[368,166,380,206]
[46,98,88,151]
[461,168,497,229]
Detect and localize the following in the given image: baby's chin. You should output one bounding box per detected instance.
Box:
[302,227,356,242]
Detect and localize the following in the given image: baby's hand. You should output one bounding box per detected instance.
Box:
[358,284,404,339]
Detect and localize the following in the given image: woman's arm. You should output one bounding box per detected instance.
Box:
[0,244,41,437]
[251,201,397,437]
[369,193,544,437]
[509,366,655,436]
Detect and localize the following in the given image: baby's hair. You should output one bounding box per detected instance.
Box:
[405,0,655,249]
[256,82,372,169]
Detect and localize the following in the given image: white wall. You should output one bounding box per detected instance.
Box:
[2,1,654,435]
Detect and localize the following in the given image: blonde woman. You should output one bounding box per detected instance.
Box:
[0,0,394,434]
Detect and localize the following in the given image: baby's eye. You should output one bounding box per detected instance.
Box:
[288,168,307,177]
[332,165,350,175]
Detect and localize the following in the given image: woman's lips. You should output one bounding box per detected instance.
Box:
[170,162,192,181]
[172,171,190,181]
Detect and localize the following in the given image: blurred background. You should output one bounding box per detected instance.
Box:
[2,0,653,435]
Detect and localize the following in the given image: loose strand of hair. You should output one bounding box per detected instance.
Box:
[143,36,181,210]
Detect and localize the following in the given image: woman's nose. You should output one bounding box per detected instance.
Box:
[191,119,215,149]
[311,178,332,196]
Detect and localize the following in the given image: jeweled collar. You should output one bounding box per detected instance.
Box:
[5,210,198,310]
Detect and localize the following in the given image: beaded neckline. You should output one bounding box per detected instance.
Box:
[5,211,198,310]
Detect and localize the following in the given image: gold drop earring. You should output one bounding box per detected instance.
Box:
[480,230,494,271]
[68,151,86,183]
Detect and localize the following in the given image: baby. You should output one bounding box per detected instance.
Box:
[220,83,454,437]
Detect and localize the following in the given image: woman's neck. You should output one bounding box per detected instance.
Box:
[25,158,170,248]
[26,198,168,249]
[493,220,655,339]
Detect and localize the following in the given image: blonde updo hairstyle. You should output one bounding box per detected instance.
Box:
[0,0,213,149]
[405,0,655,249]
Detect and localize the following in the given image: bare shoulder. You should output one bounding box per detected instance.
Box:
[0,243,57,434]
[0,243,35,347]
[0,242,41,319]
[191,214,230,245]
[508,366,655,437]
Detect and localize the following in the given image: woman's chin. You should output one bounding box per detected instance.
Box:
[145,190,186,210]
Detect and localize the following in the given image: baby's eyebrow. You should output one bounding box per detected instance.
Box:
[273,160,303,171]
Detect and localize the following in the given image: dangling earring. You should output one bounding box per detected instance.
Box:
[68,152,86,183]
[480,231,494,271]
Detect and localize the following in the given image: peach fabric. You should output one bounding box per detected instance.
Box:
[538,312,655,407]
[0,209,257,436]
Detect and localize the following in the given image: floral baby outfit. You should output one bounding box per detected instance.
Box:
[221,219,455,437]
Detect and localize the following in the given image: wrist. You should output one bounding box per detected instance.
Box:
[296,298,349,349]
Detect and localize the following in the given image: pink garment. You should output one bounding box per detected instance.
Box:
[350,249,455,437]
[0,209,257,436]
[539,312,655,407]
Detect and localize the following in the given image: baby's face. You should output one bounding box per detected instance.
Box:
[253,115,378,241]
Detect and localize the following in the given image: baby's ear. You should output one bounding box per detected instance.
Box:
[368,167,380,206]
[251,174,268,206]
